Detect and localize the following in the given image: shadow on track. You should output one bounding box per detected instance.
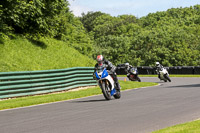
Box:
[170,84,200,88]
[70,99,108,103]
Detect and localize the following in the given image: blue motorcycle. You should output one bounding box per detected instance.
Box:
[95,67,121,100]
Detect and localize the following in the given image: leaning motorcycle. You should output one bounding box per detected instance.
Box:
[127,67,141,82]
[156,67,171,82]
[94,67,121,100]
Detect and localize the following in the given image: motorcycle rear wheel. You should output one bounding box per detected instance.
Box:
[165,74,171,82]
[101,81,112,100]
[137,76,141,82]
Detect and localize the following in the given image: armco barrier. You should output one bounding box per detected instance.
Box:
[137,66,156,75]
[194,66,200,74]
[0,67,96,99]
[168,66,182,74]
[116,65,200,75]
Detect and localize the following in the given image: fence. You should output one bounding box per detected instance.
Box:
[116,65,200,75]
[1,66,199,99]
[0,67,96,99]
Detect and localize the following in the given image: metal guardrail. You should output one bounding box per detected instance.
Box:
[116,65,200,75]
[0,67,97,99]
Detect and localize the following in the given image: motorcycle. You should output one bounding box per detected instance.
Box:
[156,67,171,82]
[94,67,121,100]
[127,67,141,82]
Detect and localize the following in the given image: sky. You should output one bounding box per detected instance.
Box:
[68,0,200,18]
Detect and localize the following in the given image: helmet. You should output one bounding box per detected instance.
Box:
[97,55,104,66]
[125,62,129,69]
[125,63,129,67]
[155,62,160,67]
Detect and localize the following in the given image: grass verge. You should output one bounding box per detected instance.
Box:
[152,119,200,133]
[0,81,157,111]
[0,36,95,72]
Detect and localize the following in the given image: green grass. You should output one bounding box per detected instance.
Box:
[152,120,200,133]
[0,36,95,72]
[0,81,157,110]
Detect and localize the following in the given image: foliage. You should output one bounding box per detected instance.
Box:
[0,0,68,36]
[0,0,93,56]
[1,1,200,72]
[94,35,131,64]
[80,5,200,66]
[79,11,107,32]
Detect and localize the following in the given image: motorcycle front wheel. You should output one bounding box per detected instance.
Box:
[101,81,112,100]
[128,74,136,81]
[113,89,121,99]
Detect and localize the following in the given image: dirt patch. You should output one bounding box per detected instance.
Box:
[68,86,97,92]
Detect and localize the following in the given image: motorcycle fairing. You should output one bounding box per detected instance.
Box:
[95,71,100,80]
[101,69,108,78]
[95,68,115,91]
[95,68,109,79]
[110,88,116,96]
[159,68,169,80]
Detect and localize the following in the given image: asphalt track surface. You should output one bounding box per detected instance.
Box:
[0,77,200,133]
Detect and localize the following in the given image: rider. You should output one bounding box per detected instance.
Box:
[155,62,164,79]
[125,62,134,77]
[94,55,121,90]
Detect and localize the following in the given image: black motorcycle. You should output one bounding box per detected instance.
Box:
[127,67,141,82]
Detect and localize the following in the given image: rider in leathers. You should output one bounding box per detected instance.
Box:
[94,55,121,90]
[155,62,164,79]
[125,63,134,77]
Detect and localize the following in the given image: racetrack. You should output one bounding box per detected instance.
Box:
[0,77,200,133]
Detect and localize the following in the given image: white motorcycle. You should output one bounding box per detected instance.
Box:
[156,67,171,82]
[94,67,121,100]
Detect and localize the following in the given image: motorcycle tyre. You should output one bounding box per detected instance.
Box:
[137,76,141,82]
[113,89,121,99]
[165,74,171,82]
[101,81,112,100]
[128,75,138,81]
[127,76,133,81]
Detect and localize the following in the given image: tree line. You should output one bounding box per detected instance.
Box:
[1,0,199,66]
[0,0,93,56]
[80,6,200,66]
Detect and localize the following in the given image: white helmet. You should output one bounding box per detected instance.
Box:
[125,62,129,66]
[156,62,160,67]
[125,63,129,68]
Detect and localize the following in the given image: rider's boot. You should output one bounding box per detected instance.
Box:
[116,82,121,90]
